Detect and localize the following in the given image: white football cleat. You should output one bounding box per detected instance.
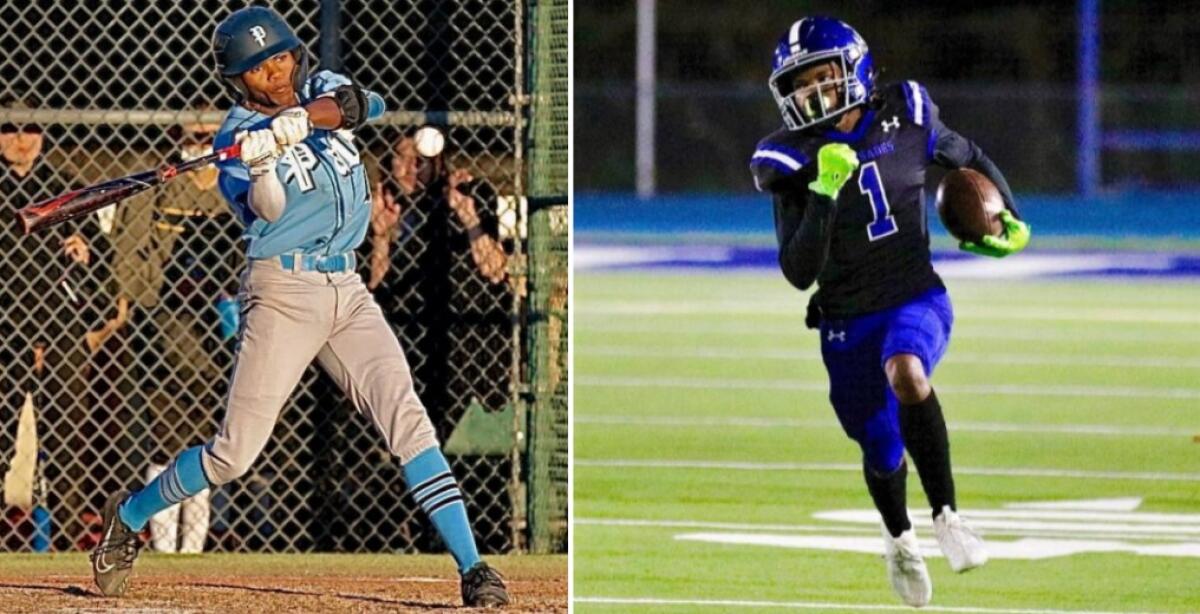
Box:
[882,525,933,608]
[933,505,988,573]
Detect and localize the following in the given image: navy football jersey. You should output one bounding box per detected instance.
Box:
[751,81,964,320]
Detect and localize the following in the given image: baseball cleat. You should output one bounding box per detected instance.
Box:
[882,525,932,608]
[461,561,510,608]
[933,505,988,573]
[90,490,142,597]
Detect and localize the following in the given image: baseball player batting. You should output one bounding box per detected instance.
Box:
[89,7,509,607]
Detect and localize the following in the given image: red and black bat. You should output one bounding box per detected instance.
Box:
[16,143,243,235]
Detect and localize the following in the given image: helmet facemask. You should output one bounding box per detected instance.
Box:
[770,48,869,131]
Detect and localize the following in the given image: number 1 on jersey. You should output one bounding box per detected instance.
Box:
[858,161,898,241]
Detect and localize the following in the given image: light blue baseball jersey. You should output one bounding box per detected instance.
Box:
[213,70,387,260]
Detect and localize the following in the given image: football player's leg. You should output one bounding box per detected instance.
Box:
[317,276,488,578]
[883,291,986,572]
[881,290,955,518]
[821,316,911,538]
[860,401,911,539]
[823,315,932,605]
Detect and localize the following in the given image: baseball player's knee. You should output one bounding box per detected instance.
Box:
[885,354,930,405]
[388,410,438,463]
[201,445,255,486]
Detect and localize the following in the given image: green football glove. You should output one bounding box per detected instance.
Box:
[807,143,860,199]
[960,209,1031,258]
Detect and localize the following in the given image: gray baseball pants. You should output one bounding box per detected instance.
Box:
[198,258,439,485]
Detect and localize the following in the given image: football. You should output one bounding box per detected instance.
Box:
[935,168,1005,242]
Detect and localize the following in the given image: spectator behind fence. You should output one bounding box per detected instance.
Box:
[363,129,512,434]
[108,119,242,554]
[0,98,116,551]
[355,128,516,557]
[367,133,507,289]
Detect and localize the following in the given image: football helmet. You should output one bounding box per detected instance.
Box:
[769,17,875,131]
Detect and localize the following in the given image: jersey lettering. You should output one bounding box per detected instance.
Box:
[328,132,362,177]
[279,143,319,193]
[858,161,898,241]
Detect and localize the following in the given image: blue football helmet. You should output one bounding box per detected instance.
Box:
[212,6,311,103]
[769,17,875,131]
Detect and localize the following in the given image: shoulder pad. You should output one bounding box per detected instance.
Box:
[887,80,937,127]
[749,130,812,192]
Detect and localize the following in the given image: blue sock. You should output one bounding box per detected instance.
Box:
[118,446,211,531]
[404,447,481,574]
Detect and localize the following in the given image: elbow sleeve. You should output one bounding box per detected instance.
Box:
[774,192,835,291]
[779,252,816,291]
[366,92,387,122]
[248,172,287,222]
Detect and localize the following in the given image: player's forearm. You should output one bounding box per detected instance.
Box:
[308,89,386,129]
[248,171,287,222]
[963,151,1020,219]
[774,191,836,291]
[304,97,343,130]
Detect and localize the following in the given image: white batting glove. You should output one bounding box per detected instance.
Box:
[237,129,280,177]
[271,107,311,146]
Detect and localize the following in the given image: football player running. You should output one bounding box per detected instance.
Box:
[749,17,1030,608]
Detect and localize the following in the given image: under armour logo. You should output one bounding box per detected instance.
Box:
[882,116,900,133]
[827,330,846,342]
[249,26,267,47]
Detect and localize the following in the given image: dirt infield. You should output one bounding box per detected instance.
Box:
[0,553,567,613]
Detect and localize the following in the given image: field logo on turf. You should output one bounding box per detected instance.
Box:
[675,497,1200,559]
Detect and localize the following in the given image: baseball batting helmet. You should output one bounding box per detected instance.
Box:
[212,6,310,102]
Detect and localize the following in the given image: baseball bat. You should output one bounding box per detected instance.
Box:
[15,143,242,235]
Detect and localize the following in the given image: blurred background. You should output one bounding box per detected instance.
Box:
[575,0,1200,244]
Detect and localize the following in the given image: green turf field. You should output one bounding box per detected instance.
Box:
[574,272,1200,613]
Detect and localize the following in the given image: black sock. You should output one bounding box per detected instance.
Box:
[899,388,956,518]
[864,459,911,538]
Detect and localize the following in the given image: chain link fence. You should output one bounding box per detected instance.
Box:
[523,0,568,553]
[0,0,551,556]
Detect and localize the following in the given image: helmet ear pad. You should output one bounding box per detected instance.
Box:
[223,75,250,102]
[290,47,311,100]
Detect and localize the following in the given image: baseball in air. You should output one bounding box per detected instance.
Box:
[414,126,445,157]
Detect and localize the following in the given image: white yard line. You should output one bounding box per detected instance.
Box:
[574,415,1189,437]
[574,596,1170,614]
[575,517,872,533]
[573,517,1200,542]
[575,321,1200,344]
[575,459,1200,482]
[582,346,1200,369]
[576,375,1200,400]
